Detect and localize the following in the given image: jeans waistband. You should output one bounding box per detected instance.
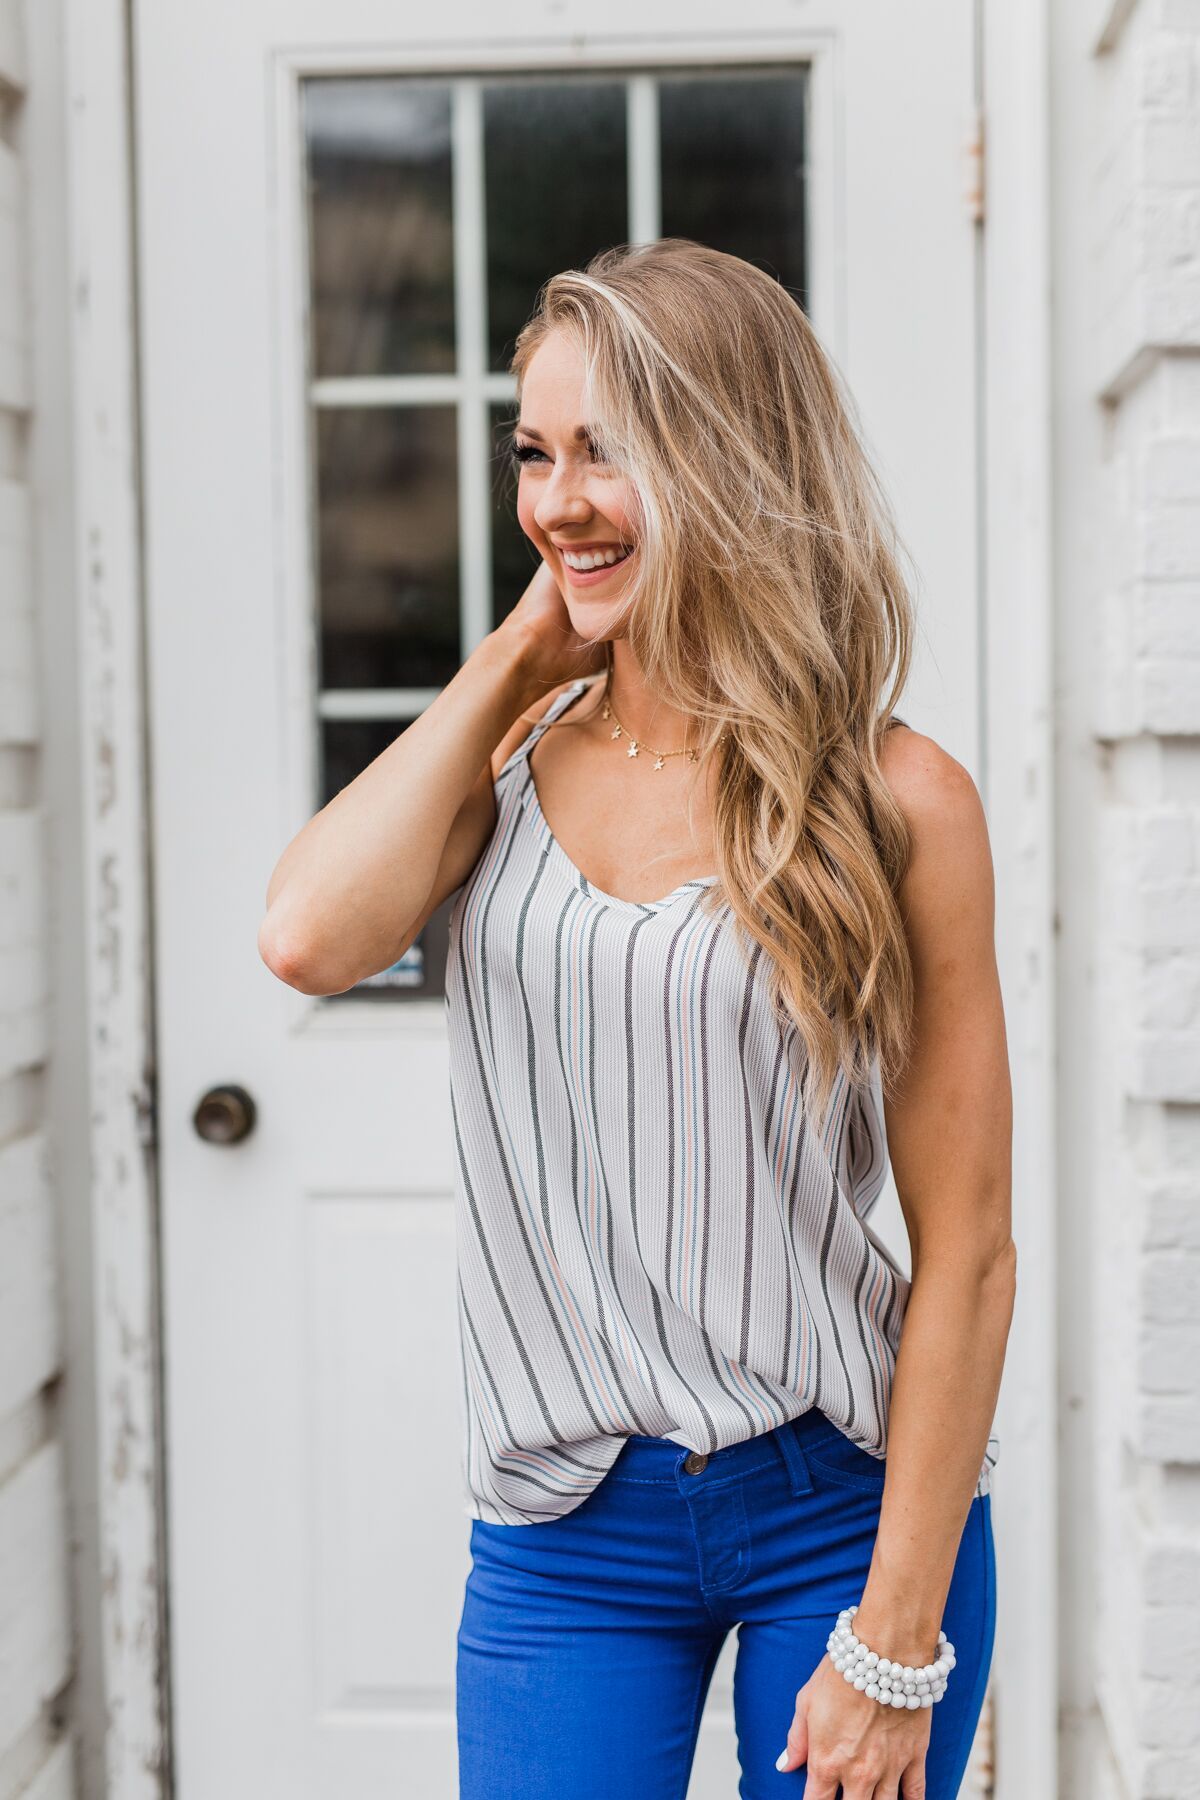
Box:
[612,1405,846,1495]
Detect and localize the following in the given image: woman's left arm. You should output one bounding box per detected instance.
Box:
[778,729,1017,1798]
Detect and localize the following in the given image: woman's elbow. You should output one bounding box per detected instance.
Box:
[258,914,342,995]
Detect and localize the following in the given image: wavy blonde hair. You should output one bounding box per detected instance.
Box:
[509,239,917,1120]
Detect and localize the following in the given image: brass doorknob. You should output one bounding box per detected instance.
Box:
[193,1083,257,1144]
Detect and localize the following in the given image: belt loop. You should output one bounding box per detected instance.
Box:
[774,1416,815,1497]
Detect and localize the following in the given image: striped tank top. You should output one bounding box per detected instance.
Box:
[445,675,998,1524]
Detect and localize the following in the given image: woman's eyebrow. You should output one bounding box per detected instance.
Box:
[513,423,595,443]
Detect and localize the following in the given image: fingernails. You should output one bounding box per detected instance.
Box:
[775,1749,790,1771]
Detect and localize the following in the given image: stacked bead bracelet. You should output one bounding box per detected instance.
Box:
[826,1605,956,1710]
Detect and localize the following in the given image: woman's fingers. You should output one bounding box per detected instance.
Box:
[796,1759,840,1798]
[899,1754,929,1797]
[774,1686,809,1773]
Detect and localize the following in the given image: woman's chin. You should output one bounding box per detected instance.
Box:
[567,617,628,646]
[560,572,638,637]
[559,594,630,642]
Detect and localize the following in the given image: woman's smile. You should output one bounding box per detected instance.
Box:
[552,540,636,585]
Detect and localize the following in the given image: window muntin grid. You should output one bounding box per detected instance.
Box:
[301,64,808,995]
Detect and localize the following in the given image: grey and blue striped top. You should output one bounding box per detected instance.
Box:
[445,676,998,1524]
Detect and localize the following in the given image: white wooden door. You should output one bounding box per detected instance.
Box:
[135,5,983,1796]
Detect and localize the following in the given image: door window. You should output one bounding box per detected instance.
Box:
[301,65,809,997]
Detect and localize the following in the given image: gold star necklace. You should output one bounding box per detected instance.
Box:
[599,681,730,771]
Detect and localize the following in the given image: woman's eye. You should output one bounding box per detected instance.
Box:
[510,441,547,466]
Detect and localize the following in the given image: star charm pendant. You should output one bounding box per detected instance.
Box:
[611,723,622,740]
[627,740,639,757]
[653,756,665,770]
[601,700,611,719]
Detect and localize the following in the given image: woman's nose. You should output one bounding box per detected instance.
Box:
[534,462,591,532]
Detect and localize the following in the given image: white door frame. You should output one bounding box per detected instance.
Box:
[32,0,1056,1793]
[29,0,168,1796]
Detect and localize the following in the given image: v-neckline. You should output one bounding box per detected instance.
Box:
[520,679,722,917]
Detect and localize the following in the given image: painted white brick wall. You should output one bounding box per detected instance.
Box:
[0,1,78,1796]
[1090,1,1200,1793]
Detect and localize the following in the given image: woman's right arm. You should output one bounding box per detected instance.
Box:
[258,570,594,996]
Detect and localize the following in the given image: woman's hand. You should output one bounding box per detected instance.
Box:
[493,560,608,692]
[776,1655,931,1797]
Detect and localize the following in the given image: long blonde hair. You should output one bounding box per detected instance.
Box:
[509,239,917,1119]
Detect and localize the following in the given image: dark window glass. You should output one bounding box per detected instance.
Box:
[304,78,455,377]
[320,717,403,811]
[320,718,456,998]
[659,71,808,308]
[490,407,539,627]
[484,78,628,372]
[315,406,459,690]
[304,66,812,1004]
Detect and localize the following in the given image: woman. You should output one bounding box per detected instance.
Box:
[260,239,1015,1800]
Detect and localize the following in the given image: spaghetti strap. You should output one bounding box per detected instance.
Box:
[522,676,590,750]
[495,677,591,785]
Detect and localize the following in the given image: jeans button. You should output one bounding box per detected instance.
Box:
[683,1450,709,1474]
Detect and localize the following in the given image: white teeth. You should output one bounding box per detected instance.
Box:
[563,547,628,571]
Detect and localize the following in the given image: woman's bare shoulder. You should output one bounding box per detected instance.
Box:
[877,719,980,817]
[877,719,994,913]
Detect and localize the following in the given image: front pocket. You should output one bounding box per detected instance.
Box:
[806,1429,888,1493]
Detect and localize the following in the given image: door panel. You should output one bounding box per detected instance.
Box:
[135,7,978,1796]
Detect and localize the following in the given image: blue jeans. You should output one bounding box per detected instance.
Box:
[455,1407,996,1798]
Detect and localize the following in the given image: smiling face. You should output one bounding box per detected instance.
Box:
[512,329,642,631]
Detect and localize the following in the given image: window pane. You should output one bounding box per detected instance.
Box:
[659,71,808,306]
[490,406,538,626]
[484,78,628,372]
[316,406,459,689]
[320,717,402,810]
[303,77,455,377]
[320,718,453,998]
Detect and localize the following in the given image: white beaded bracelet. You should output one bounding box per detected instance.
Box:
[826,1605,956,1710]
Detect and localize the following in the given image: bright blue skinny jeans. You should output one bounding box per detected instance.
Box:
[455,1406,996,1799]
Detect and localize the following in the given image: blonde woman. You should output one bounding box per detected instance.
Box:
[260,239,1015,1799]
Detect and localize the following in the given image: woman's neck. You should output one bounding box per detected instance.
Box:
[604,643,700,754]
